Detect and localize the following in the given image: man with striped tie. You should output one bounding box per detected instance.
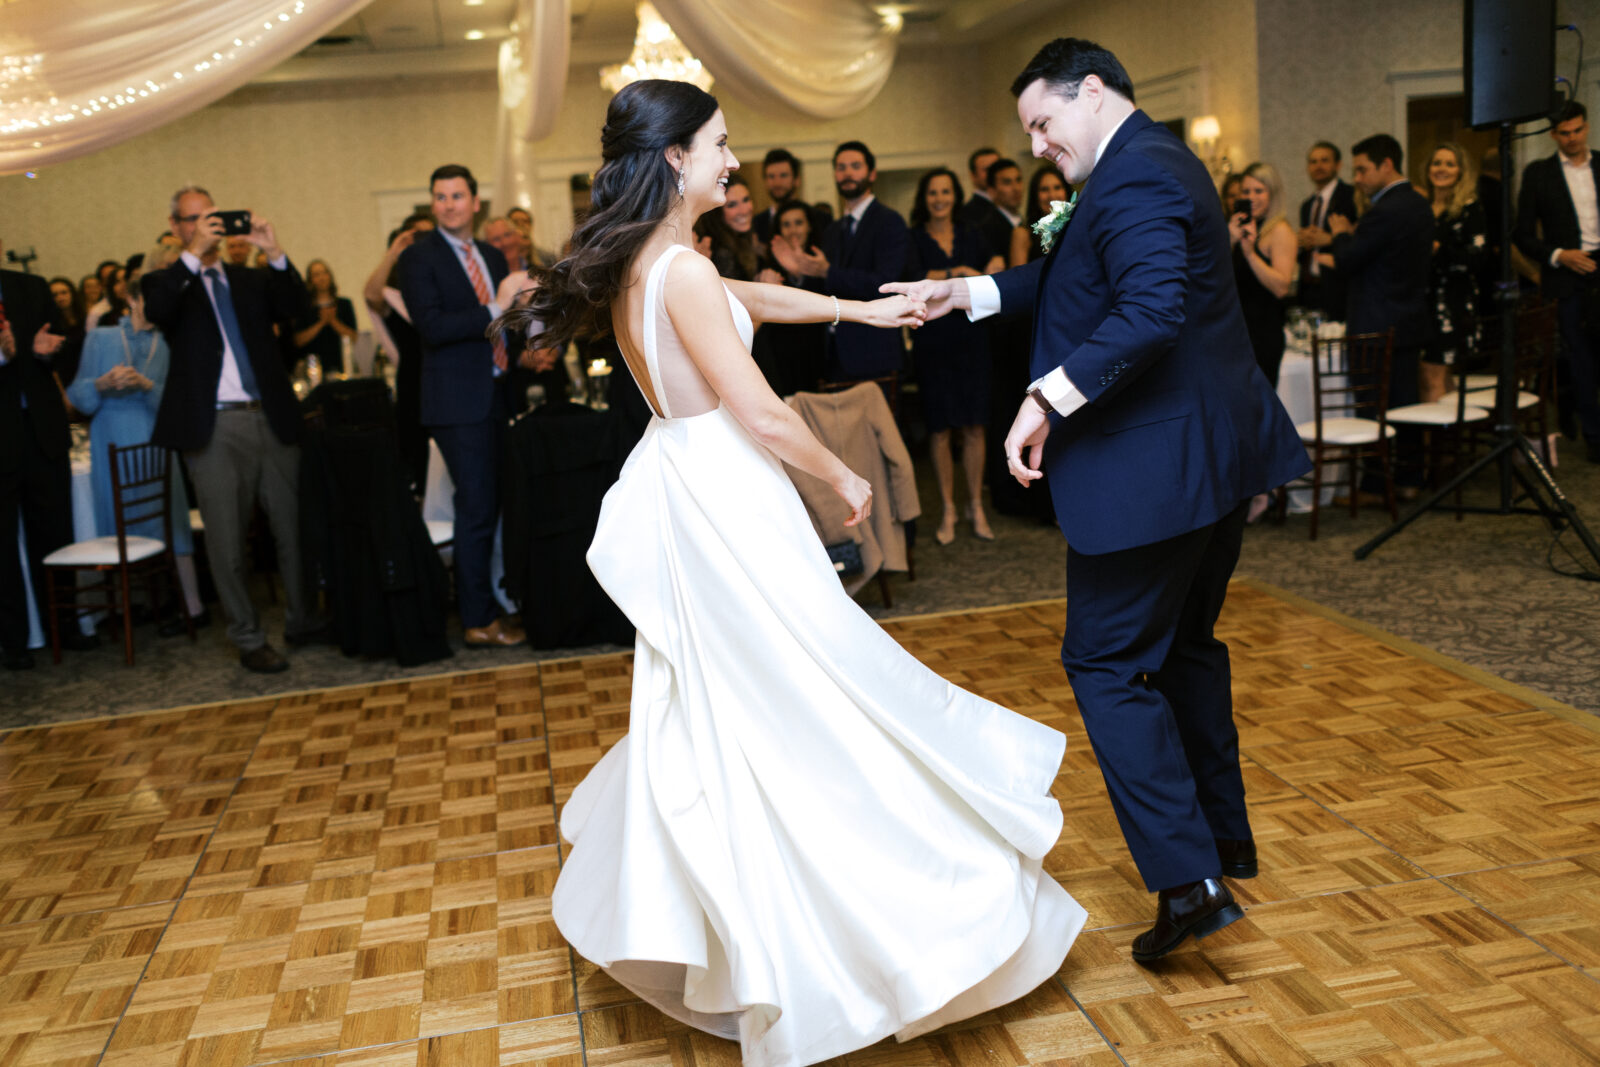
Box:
[400,164,526,648]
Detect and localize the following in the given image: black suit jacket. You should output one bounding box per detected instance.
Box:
[959,194,1015,263]
[1329,181,1435,347]
[146,258,307,451]
[1296,179,1358,315]
[818,199,912,379]
[0,268,70,473]
[397,230,510,427]
[1514,149,1600,300]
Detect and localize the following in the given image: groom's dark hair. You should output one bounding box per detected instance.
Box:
[1011,38,1135,103]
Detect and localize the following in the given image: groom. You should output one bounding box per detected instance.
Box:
[887,38,1309,962]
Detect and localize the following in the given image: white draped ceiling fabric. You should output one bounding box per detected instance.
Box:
[492,0,570,213]
[651,0,899,120]
[0,0,375,174]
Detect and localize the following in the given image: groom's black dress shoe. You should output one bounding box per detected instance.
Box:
[1130,878,1245,963]
[1216,837,1258,879]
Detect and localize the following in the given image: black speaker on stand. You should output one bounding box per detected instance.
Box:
[1355,0,1600,571]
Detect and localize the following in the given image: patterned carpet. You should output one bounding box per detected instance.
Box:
[3,437,1596,729]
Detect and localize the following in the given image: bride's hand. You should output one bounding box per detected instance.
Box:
[858,294,927,330]
[835,470,873,527]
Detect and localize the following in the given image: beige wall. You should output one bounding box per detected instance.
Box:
[978,3,1261,175]
[0,45,990,328]
[1259,0,1598,206]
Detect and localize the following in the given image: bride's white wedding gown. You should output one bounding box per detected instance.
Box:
[554,245,1087,1067]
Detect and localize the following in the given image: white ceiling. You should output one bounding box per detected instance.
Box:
[267,0,1063,83]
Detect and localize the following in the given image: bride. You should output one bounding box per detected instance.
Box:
[498,79,1087,1067]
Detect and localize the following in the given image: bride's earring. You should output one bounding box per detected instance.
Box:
[676,163,687,198]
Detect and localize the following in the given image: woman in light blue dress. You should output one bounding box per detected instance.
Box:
[66,270,206,627]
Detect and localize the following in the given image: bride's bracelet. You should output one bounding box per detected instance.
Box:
[831,295,841,327]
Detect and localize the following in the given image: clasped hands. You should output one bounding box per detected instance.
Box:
[96,364,153,393]
[768,234,829,278]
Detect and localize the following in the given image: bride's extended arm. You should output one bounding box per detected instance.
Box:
[664,254,874,523]
[724,278,925,329]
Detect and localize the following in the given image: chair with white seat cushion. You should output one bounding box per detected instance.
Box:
[1277,329,1398,539]
[43,441,194,665]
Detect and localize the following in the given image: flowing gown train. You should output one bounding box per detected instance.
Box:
[554,245,1086,1067]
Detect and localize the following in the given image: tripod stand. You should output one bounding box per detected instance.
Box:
[1354,123,1600,569]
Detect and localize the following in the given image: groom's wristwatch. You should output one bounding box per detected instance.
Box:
[1027,385,1053,414]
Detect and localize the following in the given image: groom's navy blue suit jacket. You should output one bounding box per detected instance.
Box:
[994,111,1308,555]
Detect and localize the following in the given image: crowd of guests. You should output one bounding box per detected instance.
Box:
[4,98,1598,673]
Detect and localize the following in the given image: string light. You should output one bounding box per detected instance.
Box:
[1,2,308,140]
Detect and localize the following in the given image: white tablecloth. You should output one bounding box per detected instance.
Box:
[422,439,517,617]
[1276,331,1350,513]
[20,458,97,648]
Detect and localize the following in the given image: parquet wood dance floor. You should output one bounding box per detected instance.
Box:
[3,581,1598,1066]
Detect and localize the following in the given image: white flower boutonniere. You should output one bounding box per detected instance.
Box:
[1032,192,1079,253]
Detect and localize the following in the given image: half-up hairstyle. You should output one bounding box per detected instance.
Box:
[494,79,718,351]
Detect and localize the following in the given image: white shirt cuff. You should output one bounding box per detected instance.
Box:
[1551,249,1564,268]
[180,250,203,274]
[1030,367,1087,417]
[268,254,288,270]
[964,274,1001,322]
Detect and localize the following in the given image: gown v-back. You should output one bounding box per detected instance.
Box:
[555,244,1086,1067]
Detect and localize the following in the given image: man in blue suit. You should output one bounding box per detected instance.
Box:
[888,38,1309,962]
[399,164,525,648]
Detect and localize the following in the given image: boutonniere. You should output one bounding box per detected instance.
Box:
[1032,192,1079,253]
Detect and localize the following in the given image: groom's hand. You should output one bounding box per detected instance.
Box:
[1003,397,1051,486]
[880,278,965,322]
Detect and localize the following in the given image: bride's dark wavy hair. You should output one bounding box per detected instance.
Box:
[492,79,718,351]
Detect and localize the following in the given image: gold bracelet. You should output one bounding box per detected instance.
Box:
[831,295,840,326]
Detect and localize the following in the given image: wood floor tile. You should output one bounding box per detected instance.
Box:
[98,847,569,1065]
[4,586,1599,1066]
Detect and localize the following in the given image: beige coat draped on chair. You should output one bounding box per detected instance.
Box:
[785,383,921,595]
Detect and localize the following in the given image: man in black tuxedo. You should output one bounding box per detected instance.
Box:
[753,149,829,246]
[144,186,317,673]
[1322,134,1435,489]
[398,164,525,648]
[976,158,1025,261]
[770,141,912,381]
[0,245,85,670]
[1515,102,1600,461]
[1294,140,1358,319]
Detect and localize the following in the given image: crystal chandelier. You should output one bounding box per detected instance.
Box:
[599,2,712,95]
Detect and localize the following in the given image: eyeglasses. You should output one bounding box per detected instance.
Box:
[173,214,203,223]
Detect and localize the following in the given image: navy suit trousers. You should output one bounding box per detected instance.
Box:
[1061,502,1252,891]
[430,380,510,629]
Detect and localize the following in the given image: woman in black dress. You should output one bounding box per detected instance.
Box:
[1009,165,1070,267]
[1421,143,1489,402]
[1228,162,1295,523]
[754,199,828,396]
[909,167,1004,544]
[295,259,359,374]
[695,174,764,281]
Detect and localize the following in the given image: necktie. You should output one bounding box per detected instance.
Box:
[205,268,260,399]
[459,244,508,372]
[1309,197,1326,277]
[843,214,857,243]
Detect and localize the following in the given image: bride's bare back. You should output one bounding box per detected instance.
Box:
[611,240,743,420]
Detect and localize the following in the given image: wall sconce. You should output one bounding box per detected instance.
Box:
[1189,114,1231,181]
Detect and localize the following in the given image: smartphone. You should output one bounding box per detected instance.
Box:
[1232,198,1252,221]
[215,210,253,236]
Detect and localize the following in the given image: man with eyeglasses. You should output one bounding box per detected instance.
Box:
[144,185,320,673]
